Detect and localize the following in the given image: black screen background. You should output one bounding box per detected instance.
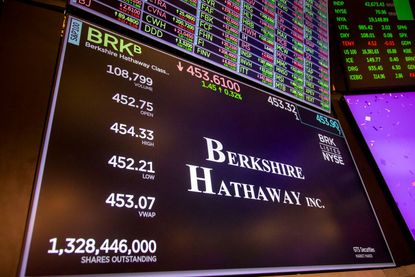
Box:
[23,17,393,276]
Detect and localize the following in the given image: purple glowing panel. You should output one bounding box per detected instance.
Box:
[345,93,415,240]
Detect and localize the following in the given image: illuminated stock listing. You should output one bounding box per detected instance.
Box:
[19,16,393,277]
[71,0,331,111]
[333,0,415,89]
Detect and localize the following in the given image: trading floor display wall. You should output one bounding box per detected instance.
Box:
[0,1,414,276]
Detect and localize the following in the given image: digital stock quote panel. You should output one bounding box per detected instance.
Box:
[69,0,331,112]
[19,17,394,277]
[332,0,415,91]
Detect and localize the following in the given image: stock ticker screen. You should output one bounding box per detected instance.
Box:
[19,16,394,277]
[68,0,331,112]
[332,0,415,91]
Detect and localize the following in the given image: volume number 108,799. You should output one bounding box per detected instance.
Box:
[106,64,153,86]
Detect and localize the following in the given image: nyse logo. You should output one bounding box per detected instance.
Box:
[318,134,345,165]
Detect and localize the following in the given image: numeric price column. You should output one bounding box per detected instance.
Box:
[384,3,415,81]
[275,0,305,100]
[76,0,143,29]
[304,0,329,110]
[141,0,198,52]
[195,0,240,70]
[105,63,158,219]
[238,0,275,87]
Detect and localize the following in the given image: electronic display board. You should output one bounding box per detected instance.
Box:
[332,0,415,90]
[19,16,393,276]
[68,0,331,112]
[345,92,415,241]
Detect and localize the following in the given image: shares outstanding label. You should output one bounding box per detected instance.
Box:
[19,17,393,276]
[68,0,331,112]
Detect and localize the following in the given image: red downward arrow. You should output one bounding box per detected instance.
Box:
[177,61,183,71]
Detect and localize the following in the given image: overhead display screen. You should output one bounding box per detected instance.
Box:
[332,0,415,90]
[68,0,330,112]
[345,92,415,241]
[20,17,393,276]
